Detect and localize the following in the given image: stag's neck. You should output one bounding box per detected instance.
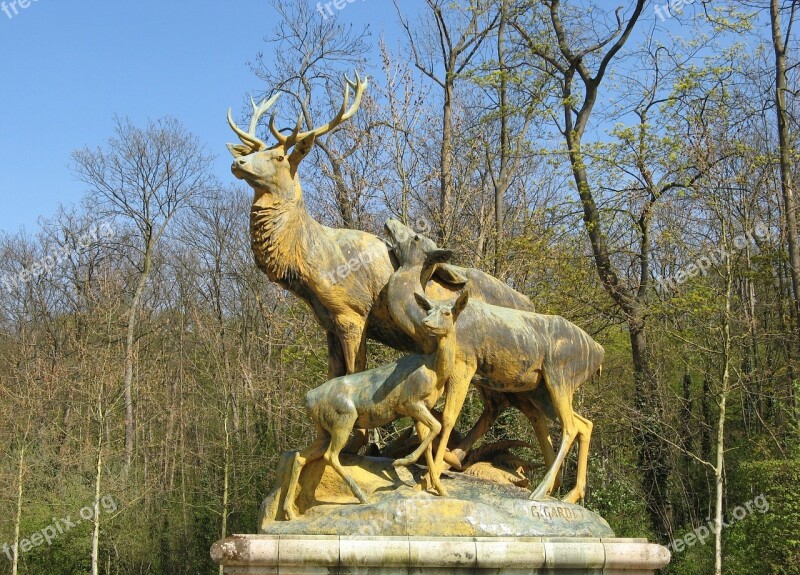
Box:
[433,332,457,384]
[249,195,322,284]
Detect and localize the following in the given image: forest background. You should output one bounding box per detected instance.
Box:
[1,1,799,573]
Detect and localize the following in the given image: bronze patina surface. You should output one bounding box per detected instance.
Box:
[227,74,604,519]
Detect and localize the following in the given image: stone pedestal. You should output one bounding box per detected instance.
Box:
[211,534,671,574]
[213,456,670,573]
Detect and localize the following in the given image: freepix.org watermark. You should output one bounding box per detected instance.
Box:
[655,223,773,296]
[1,0,40,20]
[653,0,700,22]
[667,494,769,554]
[2,495,118,561]
[321,217,431,286]
[0,221,114,293]
[315,0,368,20]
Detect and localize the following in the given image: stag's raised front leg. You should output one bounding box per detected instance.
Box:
[355,329,368,372]
[327,331,347,378]
[334,317,367,375]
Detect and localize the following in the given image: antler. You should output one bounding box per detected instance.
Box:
[269,71,369,150]
[227,93,281,151]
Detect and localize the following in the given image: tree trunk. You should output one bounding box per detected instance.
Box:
[714,372,727,575]
[770,0,800,335]
[682,368,693,470]
[329,157,356,228]
[11,446,24,575]
[124,238,153,470]
[629,316,672,539]
[439,79,455,244]
[91,420,104,575]
[702,374,713,461]
[219,406,231,575]
[566,128,671,539]
[714,241,734,575]
[494,0,508,277]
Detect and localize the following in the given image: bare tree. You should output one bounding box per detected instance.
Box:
[395,0,499,243]
[249,0,371,228]
[72,117,214,469]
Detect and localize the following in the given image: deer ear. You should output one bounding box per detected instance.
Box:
[421,249,456,286]
[289,133,316,168]
[414,292,433,312]
[433,264,468,289]
[453,290,470,317]
[424,249,453,266]
[227,143,251,158]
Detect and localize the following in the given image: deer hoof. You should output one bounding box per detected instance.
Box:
[529,483,552,501]
[562,488,584,504]
[443,451,463,470]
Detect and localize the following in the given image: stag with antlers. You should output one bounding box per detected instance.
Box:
[227,74,417,378]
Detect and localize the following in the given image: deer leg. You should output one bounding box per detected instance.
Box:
[336,319,366,376]
[331,326,371,455]
[325,423,370,505]
[428,363,476,496]
[283,431,330,520]
[393,403,442,469]
[516,398,560,490]
[451,386,506,464]
[563,412,593,504]
[327,331,347,378]
[407,420,448,495]
[529,383,577,501]
[355,329,368,372]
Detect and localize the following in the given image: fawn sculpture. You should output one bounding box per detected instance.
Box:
[281,292,468,519]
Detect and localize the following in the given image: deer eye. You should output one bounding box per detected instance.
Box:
[414,235,419,241]
[276,156,285,162]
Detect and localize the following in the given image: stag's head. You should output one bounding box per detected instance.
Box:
[227,73,368,201]
[414,291,470,338]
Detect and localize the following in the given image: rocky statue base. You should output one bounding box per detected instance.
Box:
[211,455,670,573]
[259,455,613,537]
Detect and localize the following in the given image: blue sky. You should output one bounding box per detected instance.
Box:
[0,0,723,235]
[0,0,403,234]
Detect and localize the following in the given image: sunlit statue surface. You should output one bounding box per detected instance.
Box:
[226,73,608,535]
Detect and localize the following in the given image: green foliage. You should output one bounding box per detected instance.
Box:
[666,540,715,575]
[585,458,653,540]
[726,460,800,575]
